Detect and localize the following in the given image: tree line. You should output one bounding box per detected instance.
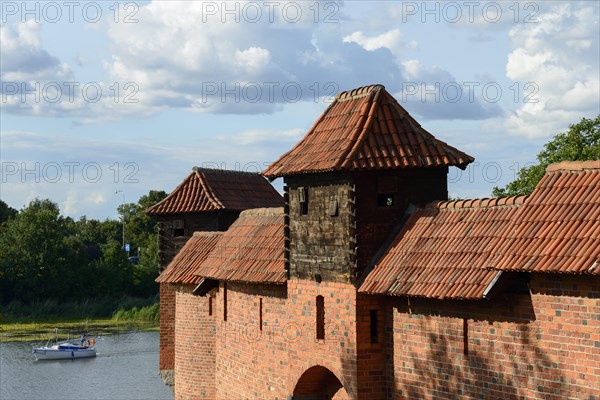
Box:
[0,191,166,306]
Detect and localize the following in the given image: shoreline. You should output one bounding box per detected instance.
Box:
[0,319,159,343]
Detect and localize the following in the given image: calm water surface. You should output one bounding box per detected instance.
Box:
[0,331,173,400]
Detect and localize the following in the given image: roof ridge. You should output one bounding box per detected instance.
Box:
[546,160,600,173]
[192,231,224,237]
[239,207,284,217]
[193,166,262,176]
[427,195,527,210]
[335,84,384,102]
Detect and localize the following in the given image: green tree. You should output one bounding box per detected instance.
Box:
[0,190,166,306]
[132,235,159,297]
[0,199,87,302]
[0,200,18,224]
[118,190,166,256]
[493,115,600,197]
[91,241,132,298]
[126,190,166,296]
[75,216,122,247]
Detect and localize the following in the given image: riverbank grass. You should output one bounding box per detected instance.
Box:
[0,299,160,343]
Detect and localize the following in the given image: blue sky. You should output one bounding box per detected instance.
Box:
[1,1,599,219]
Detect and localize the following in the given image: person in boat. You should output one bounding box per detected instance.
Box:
[80,334,87,347]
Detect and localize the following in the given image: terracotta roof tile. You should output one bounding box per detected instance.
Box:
[146,167,283,215]
[360,161,600,298]
[359,199,521,299]
[155,232,223,284]
[263,84,473,178]
[494,164,600,274]
[194,207,285,284]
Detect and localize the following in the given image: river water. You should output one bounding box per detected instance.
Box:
[0,331,173,400]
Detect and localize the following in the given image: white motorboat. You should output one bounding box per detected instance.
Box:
[33,335,97,360]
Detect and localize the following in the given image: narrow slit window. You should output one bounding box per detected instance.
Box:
[463,318,469,356]
[173,219,185,237]
[299,187,309,215]
[316,295,325,340]
[223,282,228,322]
[259,298,263,331]
[208,296,213,316]
[328,197,339,217]
[370,310,379,344]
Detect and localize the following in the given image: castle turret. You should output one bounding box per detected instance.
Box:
[263,84,472,398]
[264,84,472,284]
[148,168,282,392]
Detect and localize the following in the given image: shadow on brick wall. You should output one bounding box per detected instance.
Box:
[388,292,580,400]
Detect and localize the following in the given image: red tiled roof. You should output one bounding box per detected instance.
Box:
[146,167,283,215]
[195,208,285,284]
[359,197,524,299]
[156,232,223,284]
[493,160,600,274]
[263,84,473,178]
[360,160,600,298]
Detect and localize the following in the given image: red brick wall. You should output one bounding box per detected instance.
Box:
[159,283,176,373]
[356,294,387,400]
[285,280,356,399]
[206,280,356,399]
[168,274,598,399]
[174,288,216,399]
[213,282,288,398]
[389,274,600,399]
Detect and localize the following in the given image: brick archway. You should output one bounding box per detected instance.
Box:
[291,365,346,400]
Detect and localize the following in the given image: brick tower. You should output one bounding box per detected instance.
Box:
[147,167,282,391]
[263,84,473,398]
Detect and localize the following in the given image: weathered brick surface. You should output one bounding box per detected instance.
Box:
[174,287,216,400]
[389,274,600,400]
[285,280,357,399]
[157,211,239,271]
[159,283,176,374]
[206,280,355,399]
[286,173,355,283]
[356,294,387,400]
[168,273,599,400]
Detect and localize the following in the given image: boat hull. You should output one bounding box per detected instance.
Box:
[33,346,96,360]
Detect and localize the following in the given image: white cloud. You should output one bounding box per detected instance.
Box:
[235,47,271,72]
[0,20,158,122]
[343,29,407,52]
[503,2,600,138]
[1,21,71,92]
[103,1,404,114]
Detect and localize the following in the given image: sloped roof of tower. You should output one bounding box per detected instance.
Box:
[263,84,474,178]
[146,167,283,216]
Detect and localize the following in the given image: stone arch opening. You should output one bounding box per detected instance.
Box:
[291,365,345,400]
